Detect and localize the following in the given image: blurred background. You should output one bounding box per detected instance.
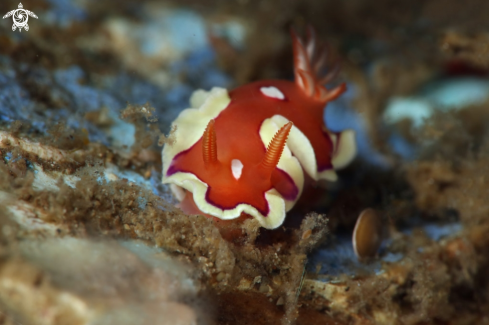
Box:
[1,0,489,324]
[2,0,489,166]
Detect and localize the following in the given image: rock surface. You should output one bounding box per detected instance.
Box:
[1,0,489,324]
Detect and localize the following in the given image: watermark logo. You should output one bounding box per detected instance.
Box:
[3,3,38,32]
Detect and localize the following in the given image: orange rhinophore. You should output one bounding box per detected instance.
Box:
[202,119,218,166]
[162,26,357,229]
[259,122,293,174]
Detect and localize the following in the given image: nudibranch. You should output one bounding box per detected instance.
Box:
[162,27,356,229]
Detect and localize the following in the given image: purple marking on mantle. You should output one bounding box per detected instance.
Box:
[165,144,197,176]
[275,168,299,201]
[317,128,335,172]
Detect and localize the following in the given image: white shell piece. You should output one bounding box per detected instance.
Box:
[260,86,285,100]
[0,191,68,236]
[231,159,243,180]
[32,165,80,192]
[0,131,69,161]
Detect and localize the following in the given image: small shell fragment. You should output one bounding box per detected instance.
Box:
[302,229,312,240]
[353,208,383,259]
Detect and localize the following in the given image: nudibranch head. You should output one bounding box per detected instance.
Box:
[162,27,357,229]
[195,120,295,218]
[162,88,304,229]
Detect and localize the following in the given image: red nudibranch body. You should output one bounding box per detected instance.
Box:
[162,28,356,229]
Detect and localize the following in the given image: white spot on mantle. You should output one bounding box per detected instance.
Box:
[231,159,243,180]
[260,86,285,100]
